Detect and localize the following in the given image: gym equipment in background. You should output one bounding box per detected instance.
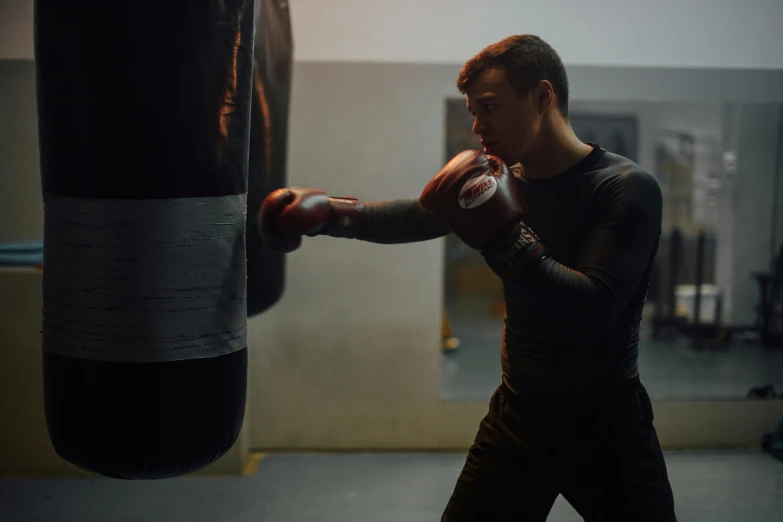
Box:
[676,231,765,347]
[673,231,729,347]
[651,228,688,338]
[751,242,783,349]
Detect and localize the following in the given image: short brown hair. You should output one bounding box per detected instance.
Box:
[457,35,570,117]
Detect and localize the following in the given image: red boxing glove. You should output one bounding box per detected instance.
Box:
[419,150,525,250]
[258,188,363,253]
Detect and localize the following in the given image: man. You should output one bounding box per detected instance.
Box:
[259,34,677,522]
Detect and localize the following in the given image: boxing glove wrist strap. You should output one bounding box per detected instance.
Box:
[308,197,365,239]
[482,220,549,277]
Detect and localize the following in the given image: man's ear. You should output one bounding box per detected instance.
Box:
[536,80,555,112]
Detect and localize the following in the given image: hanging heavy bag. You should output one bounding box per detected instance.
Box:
[35,0,255,479]
[245,0,295,317]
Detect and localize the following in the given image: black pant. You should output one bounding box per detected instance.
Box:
[442,379,677,521]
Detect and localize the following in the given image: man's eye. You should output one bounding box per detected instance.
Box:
[485,104,498,112]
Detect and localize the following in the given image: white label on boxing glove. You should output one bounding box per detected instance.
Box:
[458,174,497,209]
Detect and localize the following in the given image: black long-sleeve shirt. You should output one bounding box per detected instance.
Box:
[350,146,662,397]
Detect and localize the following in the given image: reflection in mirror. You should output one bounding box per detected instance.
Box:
[440,99,783,402]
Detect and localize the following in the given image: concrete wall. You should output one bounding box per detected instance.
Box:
[1,59,783,477]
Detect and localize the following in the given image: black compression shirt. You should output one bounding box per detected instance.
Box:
[354,145,662,398]
[495,146,662,396]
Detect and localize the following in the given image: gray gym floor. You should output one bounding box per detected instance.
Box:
[1,451,781,521]
[440,297,783,402]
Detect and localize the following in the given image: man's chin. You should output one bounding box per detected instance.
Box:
[492,152,520,166]
[482,145,520,165]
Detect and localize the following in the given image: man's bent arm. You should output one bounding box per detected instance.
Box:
[483,170,662,336]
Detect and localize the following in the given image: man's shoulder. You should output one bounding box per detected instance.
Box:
[590,150,650,177]
[589,150,659,192]
[585,151,661,211]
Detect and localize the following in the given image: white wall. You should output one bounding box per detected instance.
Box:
[287,0,783,67]
[3,0,783,68]
[247,62,457,449]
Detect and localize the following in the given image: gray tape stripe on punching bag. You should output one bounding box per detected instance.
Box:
[42,194,248,363]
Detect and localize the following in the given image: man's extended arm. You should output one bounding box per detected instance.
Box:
[353,199,451,244]
[258,187,450,252]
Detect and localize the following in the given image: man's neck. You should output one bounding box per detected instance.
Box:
[518,126,594,180]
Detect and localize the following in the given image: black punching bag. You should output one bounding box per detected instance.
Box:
[245,0,294,317]
[35,0,255,479]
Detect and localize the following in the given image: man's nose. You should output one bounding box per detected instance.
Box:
[472,117,486,135]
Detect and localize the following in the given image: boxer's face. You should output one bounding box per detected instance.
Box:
[465,66,545,166]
